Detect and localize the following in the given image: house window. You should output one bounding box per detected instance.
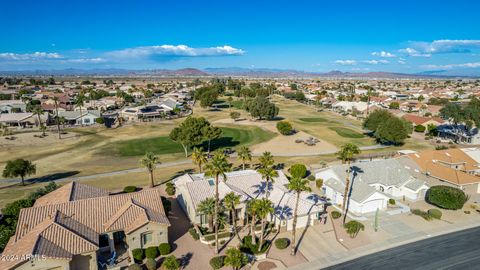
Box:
[200,214,208,225]
[141,232,153,247]
[84,118,90,124]
[99,234,110,248]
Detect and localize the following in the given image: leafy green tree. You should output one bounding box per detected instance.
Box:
[223,192,242,242]
[162,255,180,270]
[224,247,248,270]
[204,152,232,254]
[337,143,360,224]
[287,177,311,255]
[199,88,219,108]
[276,121,293,135]
[389,102,400,109]
[289,164,307,179]
[244,96,279,120]
[169,116,212,157]
[254,198,274,252]
[203,126,222,154]
[2,159,36,186]
[375,116,409,145]
[140,152,159,188]
[230,111,240,121]
[198,197,215,232]
[191,147,207,172]
[237,146,252,170]
[363,109,393,131]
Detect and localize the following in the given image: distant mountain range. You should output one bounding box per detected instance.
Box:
[0,67,478,79]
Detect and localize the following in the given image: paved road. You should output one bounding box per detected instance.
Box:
[323,226,480,270]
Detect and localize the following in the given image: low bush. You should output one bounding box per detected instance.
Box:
[189,227,199,240]
[414,125,426,133]
[388,198,396,205]
[316,179,323,188]
[344,220,365,238]
[145,258,157,270]
[132,248,145,262]
[428,209,442,220]
[123,186,137,193]
[158,243,171,255]
[95,117,105,124]
[411,209,433,221]
[145,246,159,259]
[277,121,293,135]
[209,255,226,270]
[274,238,290,249]
[128,264,142,270]
[427,185,467,210]
[165,185,176,196]
[307,175,315,181]
[240,236,270,255]
[289,164,307,178]
[204,231,231,241]
[331,210,341,219]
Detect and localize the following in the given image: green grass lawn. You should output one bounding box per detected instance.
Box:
[111,126,275,156]
[328,127,365,138]
[298,117,329,123]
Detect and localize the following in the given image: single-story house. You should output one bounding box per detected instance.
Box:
[174,170,324,232]
[0,182,170,270]
[0,113,47,127]
[402,114,444,129]
[57,110,101,126]
[316,158,429,215]
[0,100,26,113]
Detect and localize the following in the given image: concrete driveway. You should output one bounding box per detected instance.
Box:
[297,223,347,262]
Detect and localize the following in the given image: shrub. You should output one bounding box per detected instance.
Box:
[145,258,157,270]
[414,125,426,133]
[132,248,145,262]
[344,220,365,238]
[464,210,471,214]
[307,175,315,181]
[128,264,142,270]
[331,210,341,219]
[388,198,396,205]
[411,209,433,221]
[145,246,159,259]
[189,227,199,240]
[165,185,176,196]
[274,238,290,249]
[276,121,293,135]
[316,179,323,189]
[95,117,105,124]
[230,111,241,121]
[209,255,226,269]
[239,236,270,255]
[428,209,442,220]
[158,243,171,255]
[427,185,467,210]
[123,186,137,193]
[289,164,307,178]
[162,255,180,270]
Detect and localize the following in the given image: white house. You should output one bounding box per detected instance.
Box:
[174,170,324,231]
[57,110,101,126]
[315,158,428,215]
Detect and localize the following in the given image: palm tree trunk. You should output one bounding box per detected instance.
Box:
[291,192,300,255]
[21,175,25,186]
[208,215,214,232]
[342,160,351,225]
[54,101,61,139]
[198,164,202,173]
[258,218,265,252]
[251,212,256,245]
[242,161,245,171]
[149,170,154,188]
[214,175,219,254]
[265,179,270,200]
[232,207,241,242]
[208,139,212,154]
[79,107,84,127]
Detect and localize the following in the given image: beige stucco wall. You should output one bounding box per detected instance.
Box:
[126,223,169,250]
[14,258,70,270]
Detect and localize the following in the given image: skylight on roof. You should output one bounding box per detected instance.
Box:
[208,179,215,186]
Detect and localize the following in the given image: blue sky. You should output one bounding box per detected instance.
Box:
[1,0,480,74]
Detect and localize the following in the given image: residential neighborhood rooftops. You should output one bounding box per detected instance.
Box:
[34,182,110,207]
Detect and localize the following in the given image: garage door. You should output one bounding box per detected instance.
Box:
[361,199,384,214]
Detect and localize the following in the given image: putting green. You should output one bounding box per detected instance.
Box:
[328,127,364,138]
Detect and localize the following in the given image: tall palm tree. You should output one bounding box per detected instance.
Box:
[32,106,43,127]
[204,152,232,254]
[257,166,278,199]
[223,192,242,242]
[259,151,274,169]
[247,199,258,245]
[287,176,312,256]
[74,93,86,127]
[191,147,207,173]
[52,96,61,139]
[337,143,360,224]
[140,152,160,188]
[254,198,274,253]
[198,197,215,232]
[237,146,252,170]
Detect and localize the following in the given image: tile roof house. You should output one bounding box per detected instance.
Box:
[315,158,429,215]
[57,110,101,126]
[0,182,170,270]
[174,170,324,232]
[402,114,444,128]
[407,149,480,192]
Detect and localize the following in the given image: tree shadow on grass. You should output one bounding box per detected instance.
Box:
[26,171,80,184]
[198,137,240,152]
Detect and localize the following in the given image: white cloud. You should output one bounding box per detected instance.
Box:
[398,60,406,65]
[0,52,62,60]
[363,59,389,65]
[107,44,245,58]
[400,40,480,57]
[371,51,396,58]
[398,48,431,57]
[422,62,480,70]
[334,60,357,65]
[62,58,106,63]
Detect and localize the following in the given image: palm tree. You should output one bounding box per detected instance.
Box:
[223,192,242,242]
[191,147,207,173]
[74,93,86,127]
[257,166,278,199]
[52,96,61,139]
[237,146,252,170]
[198,197,215,232]
[287,176,312,255]
[32,106,43,127]
[254,198,274,253]
[204,152,232,254]
[39,124,47,137]
[247,199,258,245]
[140,152,160,188]
[259,151,274,168]
[337,143,360,224]
[224,247,248,270]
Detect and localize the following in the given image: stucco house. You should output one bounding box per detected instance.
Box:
[174,170,324,232]
[0,182,170,270]
[57,110,101,126]
[315,158,429,215]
